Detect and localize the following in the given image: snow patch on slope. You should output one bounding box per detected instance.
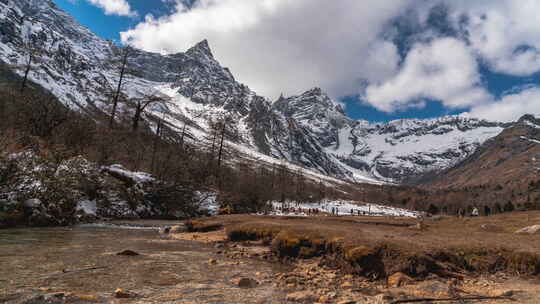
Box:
[271,200,421,218]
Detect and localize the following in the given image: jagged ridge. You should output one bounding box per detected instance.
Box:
[0,0,507,183]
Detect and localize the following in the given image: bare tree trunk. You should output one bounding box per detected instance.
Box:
[20,53,32,93]
[109,48,129,128]
[217,122,226,189]
[150,117,162,172]
[180,123,187,150]
[132,105,142,132]
[270,164,276,193]
[217,122,226,168]
[210,131,216,154]
[132,96,163,132]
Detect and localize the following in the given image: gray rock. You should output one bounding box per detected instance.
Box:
[237,277,258,288]
[515,225,540,234]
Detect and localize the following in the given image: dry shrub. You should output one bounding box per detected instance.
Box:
[449,247,540,276]
[210,215,540,280]
[271,230,327,259]
[185,219,223,232]
[227,223,282,242]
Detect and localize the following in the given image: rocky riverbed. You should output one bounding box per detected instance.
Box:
[171,228,540,304]
[2,220,540,304]
[0,222,289,304]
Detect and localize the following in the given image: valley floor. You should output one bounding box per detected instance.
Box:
[180,212,540,303]
[2,213,540,303]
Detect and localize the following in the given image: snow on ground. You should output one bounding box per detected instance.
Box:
[231,140,383,186]
[196,191,219,215]
[525,120,540,129]
[354,127,503,172]
[105,164,155,184]
[154,85,382,187]
[76,200,97,216]
[270,200,421,218]
[521,136,540,145]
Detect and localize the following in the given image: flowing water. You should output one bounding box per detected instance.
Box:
[0,222,288,303]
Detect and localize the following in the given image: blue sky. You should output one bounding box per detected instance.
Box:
[53,0,540,123]
[54,0,167,41]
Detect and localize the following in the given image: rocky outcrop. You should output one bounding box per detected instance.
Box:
[0,152,215,227]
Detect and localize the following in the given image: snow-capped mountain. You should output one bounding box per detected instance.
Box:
[0,0,507,183]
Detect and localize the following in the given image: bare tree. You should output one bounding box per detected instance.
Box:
[180,123,188,149]
[109,46,132,128]
[217,121,226,169]
[8,43,42,93]
[131,95,165,132]
[20,50,33,93]
[150,115,164,172]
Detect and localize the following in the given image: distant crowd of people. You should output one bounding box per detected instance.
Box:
[456,206,491,217]
[274,204,377,217]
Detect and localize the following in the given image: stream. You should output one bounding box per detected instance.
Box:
[0,221,288,303]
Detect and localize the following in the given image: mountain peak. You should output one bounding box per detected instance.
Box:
[517,114,540,128]
[304,87,324,96]
[186,39,214,59]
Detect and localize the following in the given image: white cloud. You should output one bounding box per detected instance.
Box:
[121,0,410,99]
[444,0,540,76]
[119,0,540,121]
[87,0,137,17]
[364,38,491,112]
[467,87,540,122]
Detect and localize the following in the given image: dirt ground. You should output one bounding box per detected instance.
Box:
[4,213,539,304]
[188,211,540,253]
[178,212,540,303]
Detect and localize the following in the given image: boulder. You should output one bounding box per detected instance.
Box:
[515,225,540,234]
[159,226,171,234]
[114,288,133,299]
[23,199,42,209]
[117,250,140,256]
[27,209,57,227]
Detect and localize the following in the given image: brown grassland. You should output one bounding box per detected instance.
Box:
[187,212,540,280]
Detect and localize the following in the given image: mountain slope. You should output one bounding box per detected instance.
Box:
[0,0,507,184]
[429,115,540,189]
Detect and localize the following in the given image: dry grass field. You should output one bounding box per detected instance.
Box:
[187,211,540,280]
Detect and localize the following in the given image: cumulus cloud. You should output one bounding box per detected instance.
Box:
[120,0,540,121]
[364,38,491,112]
[87,0,137,17]
[121,0,410,99]
[445,0,540,76]
[467,87,540,122]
